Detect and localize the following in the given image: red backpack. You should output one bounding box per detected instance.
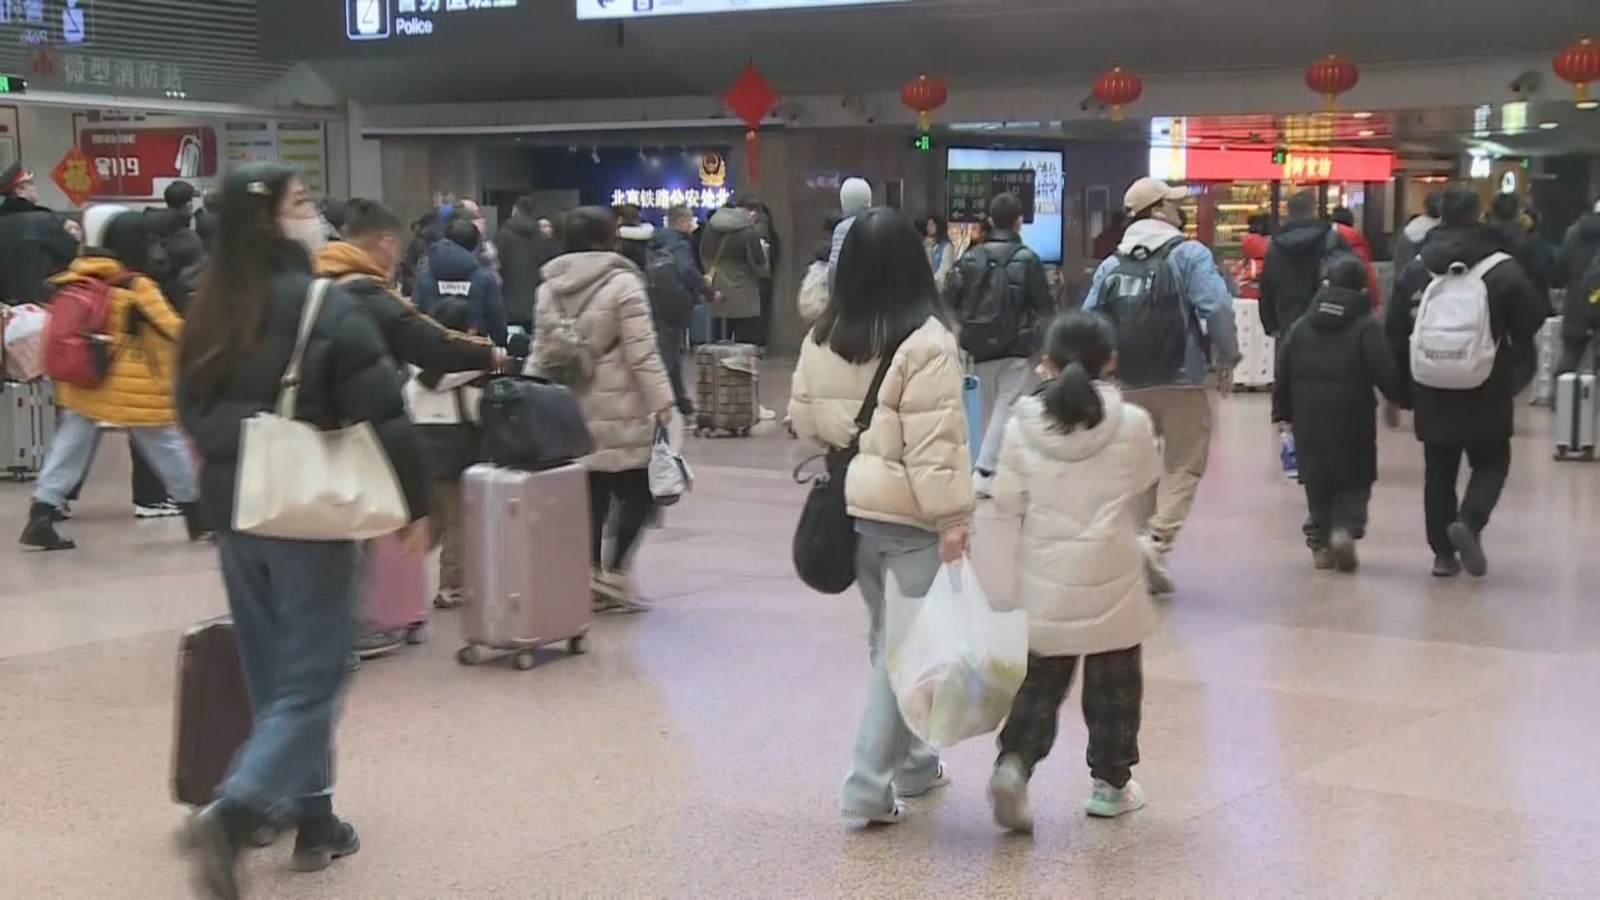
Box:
[43,274,132,388]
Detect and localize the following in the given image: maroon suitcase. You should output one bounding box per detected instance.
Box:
[172,617,250,807]
[459,463,591,669]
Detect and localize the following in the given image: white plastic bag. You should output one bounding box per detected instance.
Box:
[3,304,49,380]
[886,560,1028,750]
[648,421,693,505]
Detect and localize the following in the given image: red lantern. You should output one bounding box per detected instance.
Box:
[723,61,779,183]
[1554,37,1600,104]
[1305,54,1359,112]
[900,73,949,133]
[1092,66,1143,121]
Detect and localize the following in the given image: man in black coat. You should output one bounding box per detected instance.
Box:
[0,163,80,304]
[1259,190,1349,337]
[1554,198,1600,372]
[1385,185,1548,578]
[495,195,557,333]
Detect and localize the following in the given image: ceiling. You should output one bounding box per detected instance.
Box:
[296,0,1595,104]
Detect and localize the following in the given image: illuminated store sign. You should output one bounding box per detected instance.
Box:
[576,0,908,20]
[347,0,518,42]
[1151,145,1394,183]
[610,185,730,211]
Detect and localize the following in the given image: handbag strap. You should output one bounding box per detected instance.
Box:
[847,336,909,450]
[277,278,330,418]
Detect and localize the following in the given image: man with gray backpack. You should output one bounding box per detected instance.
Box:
[1386,185,1546,578]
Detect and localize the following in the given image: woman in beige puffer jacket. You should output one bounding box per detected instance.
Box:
[788,208,974,825]
[534,207,674,611]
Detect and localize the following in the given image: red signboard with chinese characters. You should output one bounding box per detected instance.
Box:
[1181,147,1394,183]
[50,146,100,207]
[76,126,217,199]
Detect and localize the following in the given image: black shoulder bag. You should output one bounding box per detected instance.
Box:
[791,340,904,594]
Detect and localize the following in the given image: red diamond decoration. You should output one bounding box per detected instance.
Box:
[723,61,778,183]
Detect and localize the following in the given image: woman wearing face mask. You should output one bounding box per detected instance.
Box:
[174,163,430,899]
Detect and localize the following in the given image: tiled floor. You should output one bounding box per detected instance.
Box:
[5,378,1600,898]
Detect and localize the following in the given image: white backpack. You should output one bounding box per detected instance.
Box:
[797,260,830,324]
[1409,252,1510,390]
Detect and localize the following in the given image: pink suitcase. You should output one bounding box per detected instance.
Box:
[362,529,429,645]
[458,464,591,669]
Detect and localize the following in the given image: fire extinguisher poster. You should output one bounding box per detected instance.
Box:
[74,122,218,200]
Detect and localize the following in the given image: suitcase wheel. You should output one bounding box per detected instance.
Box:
[568,635,587,656]
[345,653,361,673]
[737,427,751,438]
[405,623,427,646]
[514,650,537,671]
[456,645,484,667]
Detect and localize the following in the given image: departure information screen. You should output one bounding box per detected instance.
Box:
[575,0,909,19]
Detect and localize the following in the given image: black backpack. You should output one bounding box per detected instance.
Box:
[1098,237,1193,386]
[957,242,1024,362]
[644,247,695,328]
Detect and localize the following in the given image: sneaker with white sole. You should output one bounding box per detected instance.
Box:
[1085,778,1145,818]
[135,500,182,519]
[1139,535,1175,595]
[988,756,1034,833]
[859,801,905,825]
[758,405,778,422]
[596,569,650,613]
[894,763,950,799]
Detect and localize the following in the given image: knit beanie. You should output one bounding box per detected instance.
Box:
[839,177,872,217]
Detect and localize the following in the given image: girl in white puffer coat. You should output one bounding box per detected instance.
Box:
[984,310,1162,835]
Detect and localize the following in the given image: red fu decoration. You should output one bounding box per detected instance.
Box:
[724,61,778,183]
[1554,37,1600,104]
[1092,66,1143,122]
[900,73,949,133]
[1305,53,1359,112]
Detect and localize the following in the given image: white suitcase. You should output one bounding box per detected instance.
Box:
[1531,316,1561,407]
[0,380,55,480]
[1230,298,1275,389]
[1554,370,1597,461]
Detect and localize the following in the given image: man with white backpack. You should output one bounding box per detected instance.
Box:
[1386,185,1547,578]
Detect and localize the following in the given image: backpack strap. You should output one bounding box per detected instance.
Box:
[1466,251,1512,280]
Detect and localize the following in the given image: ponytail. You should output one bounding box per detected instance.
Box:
[1040,361,1104,434]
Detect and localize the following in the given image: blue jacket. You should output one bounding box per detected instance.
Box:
[415,239,507,346]
[1083,219,1240,389]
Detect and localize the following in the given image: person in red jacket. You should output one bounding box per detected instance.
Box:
[1234,214,1271,299]
[1330,208,1381,308]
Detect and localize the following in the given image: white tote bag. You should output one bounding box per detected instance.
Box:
[233,279,409,541]
[647,420,693,505]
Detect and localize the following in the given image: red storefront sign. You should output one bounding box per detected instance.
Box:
[1180,146,1395,183]
[76,126,218,199]
[50,146,101,207]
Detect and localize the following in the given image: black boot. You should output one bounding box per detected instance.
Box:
[179,800,261,900]
[291,809,360,873]
[178,502,214,542]
[20,501,75,550]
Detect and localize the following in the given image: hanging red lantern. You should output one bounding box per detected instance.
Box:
[1305,53,1359,112]
[900,73,949,133]
[1091,65,1143,121]
[723,60,779,183]
[1554,37,1600,104]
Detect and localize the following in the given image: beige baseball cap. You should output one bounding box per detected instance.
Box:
[1124,177,1187,215]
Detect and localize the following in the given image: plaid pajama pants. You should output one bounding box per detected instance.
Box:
[995,645,1143,789]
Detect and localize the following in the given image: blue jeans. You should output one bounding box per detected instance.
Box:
[34,410,198,509]
[655,323,689,412]
[217,533,359,824]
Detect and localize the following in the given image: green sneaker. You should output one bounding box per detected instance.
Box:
[1085,778,1146,819]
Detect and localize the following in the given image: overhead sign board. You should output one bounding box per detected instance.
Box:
[346,0,520,43]
[576,0,909,20]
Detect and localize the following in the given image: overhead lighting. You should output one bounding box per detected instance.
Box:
[1578,101,1599,111]
[1352,111,1373,119]
[1357,128,1375,137]
[1473,103,1492,138]
[1539,121,1560,130]
[1501,100,1529,135]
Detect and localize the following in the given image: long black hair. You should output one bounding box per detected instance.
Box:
[1039,311,1115,434]
[811,207,945,364]
[179,162,306,404]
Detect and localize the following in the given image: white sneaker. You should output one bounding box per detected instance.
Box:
[972,470,994,500]
[988,757,1034,833]
[135,501,181,519]
[1084,778,1146,818]
[758,405,777,422]
[1139,535,1175,595]
[861,801,906,825]
[597,569,651,614]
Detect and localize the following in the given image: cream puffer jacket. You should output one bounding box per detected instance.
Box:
[990,384,1162,656]
[534,251,674,473]
[789,317,973,532]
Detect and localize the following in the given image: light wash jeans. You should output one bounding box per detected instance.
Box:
[34,410,198,509]
[974,357,1036,474]
[217,533,359,824]
[841,524,944,818]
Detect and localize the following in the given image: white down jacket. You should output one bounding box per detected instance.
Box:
[788,316,973,532]
[990,384,1162,656]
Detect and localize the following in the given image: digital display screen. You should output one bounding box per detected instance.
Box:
[946,147,1064,264]
[576,0,909,20]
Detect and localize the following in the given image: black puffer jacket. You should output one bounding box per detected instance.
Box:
[1489,219,1555,302]
[1385,226,1547,445]
[0,196,79,304]
[495,213,557,329]
[1259,219,1346,336]
[945,230,1054,361]
[1273,286,1402,488]
[1558,213,1600,339]
[176,260,430,534]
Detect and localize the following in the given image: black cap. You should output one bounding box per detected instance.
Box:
[0,161,31,195]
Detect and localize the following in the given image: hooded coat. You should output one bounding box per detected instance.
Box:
[698,207,768,319]
[1272,285,1402,487]
[495,213,558,329]
[1385,226,1548,445]
[1259,219,1347,335]
[988,386,1162,656]
[415,239,506,346]
[1392,214,1439,275]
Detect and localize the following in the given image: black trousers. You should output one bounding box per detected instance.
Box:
[1422,439,1511,557]
[588,468,653,573]
[715,315,764,346]
[655,323,691,414]
[1301,481,1371,549]
[995,646,1143,789]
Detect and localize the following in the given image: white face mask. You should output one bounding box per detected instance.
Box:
[281,214,327,253]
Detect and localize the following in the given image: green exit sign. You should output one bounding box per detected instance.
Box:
[911,133,932,153]
[1271,147,1288,165]
[0,75,26,94]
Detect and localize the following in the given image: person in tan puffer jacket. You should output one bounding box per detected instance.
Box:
[788,207,974,826]
[534,207,674,612]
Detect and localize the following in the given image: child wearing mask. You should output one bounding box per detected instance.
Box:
[1272,255,1405,572]
[402,297,488,609]
[985,310,1162,833]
